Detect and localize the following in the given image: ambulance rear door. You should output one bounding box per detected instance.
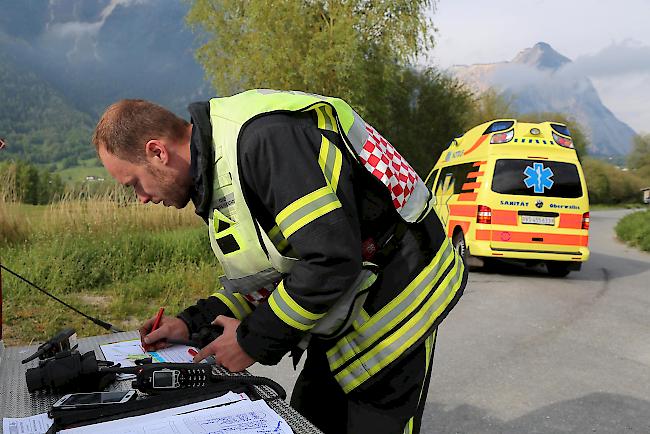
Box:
[488,158,587,253]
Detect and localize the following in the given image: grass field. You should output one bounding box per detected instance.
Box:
[56,165,109,183]
[1,187,221,345]
[615,208,650,252]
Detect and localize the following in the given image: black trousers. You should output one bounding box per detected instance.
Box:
[291,331,437,434]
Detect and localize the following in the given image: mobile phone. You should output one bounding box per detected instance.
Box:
[52,390,136,409]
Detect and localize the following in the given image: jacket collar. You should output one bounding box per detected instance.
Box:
[188,101,214,223]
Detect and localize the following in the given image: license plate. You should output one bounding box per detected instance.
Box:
[521,215,555,225]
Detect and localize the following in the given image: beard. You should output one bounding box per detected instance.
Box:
[146,164,192,209]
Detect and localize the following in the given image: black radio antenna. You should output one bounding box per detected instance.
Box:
[0,263,123,333]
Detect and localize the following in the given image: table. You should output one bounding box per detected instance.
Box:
[0,332,322,434]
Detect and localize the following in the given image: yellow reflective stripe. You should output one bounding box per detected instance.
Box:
[327,242,454,370]
[276,187,341,238]
[314,105,338,132]
[335,257,464,392]
[403,331,436,434]
[353,308,371,329]
[268,282,326,331]
[424,330,435,374]
[268,225,281,238]
[212,291,247,320]
[233,293,253,316]
[275,238,289,252]
[277,282,325,321]
[318,135,343,192]
[315,106,326,129]
[267,225,290,253]
[403,418,413,434]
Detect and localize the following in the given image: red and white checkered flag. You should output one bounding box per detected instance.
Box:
[358,124,421,211]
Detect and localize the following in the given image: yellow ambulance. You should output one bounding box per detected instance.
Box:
[425,119,589,277]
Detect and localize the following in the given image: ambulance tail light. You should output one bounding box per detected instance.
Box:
[582,212,590,230]
[552,132,574,149]
[490,129,514,144]
[477,205,492,224]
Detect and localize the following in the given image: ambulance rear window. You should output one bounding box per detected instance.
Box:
[492,159,582,198]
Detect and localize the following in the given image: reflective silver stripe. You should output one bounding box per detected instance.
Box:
[219,269,283,294]
[340,107,369,155]
[335,256,464,392]
[212,290,252,320]
[268,282,326,331]
[399,180,432,222]
[276,187,341,238]
[327,241,456,370]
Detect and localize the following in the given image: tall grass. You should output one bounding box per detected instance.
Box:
[0,169,29,245]
[1,180,219,345]
[43,183,201,235]
[616,209,650,252]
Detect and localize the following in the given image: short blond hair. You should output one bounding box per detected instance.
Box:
[92,99,190,162]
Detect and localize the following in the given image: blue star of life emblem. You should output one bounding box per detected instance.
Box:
[524,162,554,193]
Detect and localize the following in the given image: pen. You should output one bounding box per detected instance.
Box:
[150,307,165,332]
[144,307,165,351]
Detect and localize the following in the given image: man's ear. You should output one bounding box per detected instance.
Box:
[145,139,169,165]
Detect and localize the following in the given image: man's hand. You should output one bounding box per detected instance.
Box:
[140,315,189,351]
[192,315,255,372]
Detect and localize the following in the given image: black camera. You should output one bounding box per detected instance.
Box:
[25,350,117,393]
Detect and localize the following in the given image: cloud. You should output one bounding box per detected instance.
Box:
[46,0,151,40]
[489,63,553,89]
[42,0,152,62]
[47,21,103,39]
[565,40,650,77]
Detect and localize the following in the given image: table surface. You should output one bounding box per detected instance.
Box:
[0,331,322,434]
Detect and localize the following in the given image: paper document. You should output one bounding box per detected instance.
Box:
[61,393,292,434]
[3,412,53,434]
[100,339,198,367]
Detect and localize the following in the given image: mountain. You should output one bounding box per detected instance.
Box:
[0,0,212,166]
[0,47,96,166]
[450,42,637,156]
[511,42,571,70]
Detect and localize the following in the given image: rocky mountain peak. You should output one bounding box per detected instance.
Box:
[512,42,571,70]
[449,43,637,156]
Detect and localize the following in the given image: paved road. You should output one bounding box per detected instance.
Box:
[251,209,650,433]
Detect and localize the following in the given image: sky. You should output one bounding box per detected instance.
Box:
[427,0,650,133]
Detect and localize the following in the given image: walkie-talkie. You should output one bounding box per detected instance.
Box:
[127,361,287,399]
[131,363,212,393]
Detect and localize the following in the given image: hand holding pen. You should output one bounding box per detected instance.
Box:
[139,307,190,351]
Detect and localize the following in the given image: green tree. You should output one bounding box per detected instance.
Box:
[582,157,644,204]
[465,88,516,127]
[16,161,40,204]
[627,134,650,179]
[187,0,435,101]
[379,67,475,173]
[0,160,65,204]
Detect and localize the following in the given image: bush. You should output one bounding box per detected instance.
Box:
[3,228,214,295]
[2,226,220,344]
[581,158,644,204]
[616,209,650,252]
